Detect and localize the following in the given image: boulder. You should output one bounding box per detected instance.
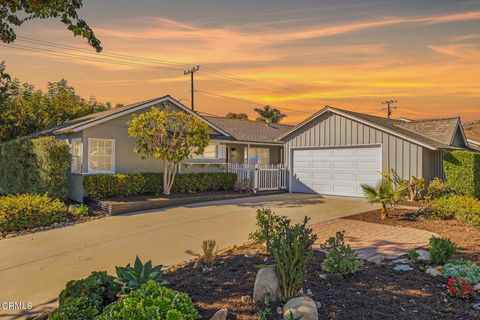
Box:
[368,255,384,264]
[244,249,258,258]
[425,267,442,277]
[253,266,280,302]
[283,296,318,320]
[416,249,430,261]
[210,309,228,320]
[393,264,413,272]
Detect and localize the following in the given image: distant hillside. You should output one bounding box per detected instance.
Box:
[464,120,480,142]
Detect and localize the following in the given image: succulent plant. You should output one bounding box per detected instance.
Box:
[115,256,168,294]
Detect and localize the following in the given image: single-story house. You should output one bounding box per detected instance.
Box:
[277,106,469,197]
[36,95,292,201]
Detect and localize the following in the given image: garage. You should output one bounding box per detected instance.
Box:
[291,146,382,197]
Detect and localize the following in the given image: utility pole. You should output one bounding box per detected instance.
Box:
[381,99,397,119]
[184,65,200,111]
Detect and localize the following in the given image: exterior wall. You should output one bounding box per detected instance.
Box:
[283,112,439,181]
[423,149,445,181]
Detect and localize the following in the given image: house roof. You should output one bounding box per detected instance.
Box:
[277,106,465,150]
[32,96,231,137]
[203,116,293,144]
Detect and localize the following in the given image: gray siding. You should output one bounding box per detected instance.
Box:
[283,112,439,181]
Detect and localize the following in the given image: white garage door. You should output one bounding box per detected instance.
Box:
[291,146,382,197]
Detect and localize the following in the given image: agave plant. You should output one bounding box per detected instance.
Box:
[361,179,406,220]
[115,256,168,294]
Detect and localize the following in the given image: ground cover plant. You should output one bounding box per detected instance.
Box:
[320,231,363,275]
[430,236,456,265]
[428,195,480,228]
[115,256,167,295]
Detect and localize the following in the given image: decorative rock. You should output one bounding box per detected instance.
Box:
[318,273,328,280]
[283,296,318,320]
[193,260,202,269]
[277,307,283,315]
[391,258,409,264]
[472,303,480,311]
[315,301,322,309]
[425,267,442,277]
[240,295,251,303]
[253,266,280,302]
[474,283,480,291]
[210,309,228,320]
[416,249,430,261]
[368,255,384,264]
[244,249,258,258]
[393,264,413,272]
[306,288,313,296]
[5,233,16,239]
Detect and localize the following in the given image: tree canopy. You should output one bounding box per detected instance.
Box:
[128,108,210,195]
[0,62,114,142]
[225,112,249,120]
[0,0,101,52]
[254,105,287,123]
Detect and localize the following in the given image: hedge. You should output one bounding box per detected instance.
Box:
[83,172,237,199]
[0,194,69,232]
[0,136,71,199]
[444,150,480,198]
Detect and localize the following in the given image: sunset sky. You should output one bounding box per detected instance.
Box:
[1,0,479,123]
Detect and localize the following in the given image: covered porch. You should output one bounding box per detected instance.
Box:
[224,142,284,166]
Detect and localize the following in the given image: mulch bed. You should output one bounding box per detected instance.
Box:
[165,244,480,320]
[345,209,480,262]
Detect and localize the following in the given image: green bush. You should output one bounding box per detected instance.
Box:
[249,208,288,249]
[444,150,480,198]
[428,195,480,228]
[0,136,71,199]
[98,280,200,320]
[0,194,68,232]
[268,215,317,300]
[71,204,89,216]
[83,172,237,199]
[49,271,121,320]
[443,259,480,285]
[429,236,456,265]
[115,256,168,295]
[320,231,363,275]
[425,178,448,200]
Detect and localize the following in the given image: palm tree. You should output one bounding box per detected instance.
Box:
[361,179,406,220]
[254,105,287,124]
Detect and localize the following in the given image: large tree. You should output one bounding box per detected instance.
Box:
[254,105,287,124]
[0,63,113,142]
[128,108,210,195]
[0,0,101,52]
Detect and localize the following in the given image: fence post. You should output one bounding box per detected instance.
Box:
[253,168,258,193]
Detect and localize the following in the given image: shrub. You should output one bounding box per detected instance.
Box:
[98,280,200,320]
[425,178,448,200]
[444,150,480,198]
[443,259,480,285]
[71,204,89,216]
[429,236,456,265]
[0,136,71,199]
[115,256,168,295]
[200,239,217,267]
[407,249,420,264]
[447,277,476,299]
[83,172,237,199]
[0,194,68,232]
[249,208,289,249]
[321,231,363,276]
[49,271,121,320]
[428,195,480,228]
[268,215,317,300]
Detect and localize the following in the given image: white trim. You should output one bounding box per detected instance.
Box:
[87,138,116,174]
[277,107,437,150]
[70,138,83,174]
[66,96,231,137]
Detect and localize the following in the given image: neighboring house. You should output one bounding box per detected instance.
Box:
[34,96,291,201]
[277,106,469,197]
[464,120,480,151]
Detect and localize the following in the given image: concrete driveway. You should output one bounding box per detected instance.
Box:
[0,193,374,318]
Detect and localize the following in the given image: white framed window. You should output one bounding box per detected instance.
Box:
[202,144,217,158]
[247,148,270,165]
[88,138,115,173]
[70,138,83,173]
[192,144,226,159]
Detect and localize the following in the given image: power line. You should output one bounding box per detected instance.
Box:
[381,99,398,119]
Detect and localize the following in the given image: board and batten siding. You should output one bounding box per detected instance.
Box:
[283,112,430,180]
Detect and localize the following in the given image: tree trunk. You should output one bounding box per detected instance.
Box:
[163,160,170,195]
[380,204,388,220]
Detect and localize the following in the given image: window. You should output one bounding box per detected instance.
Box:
[70,138,83,173]
[88,138,115,173]
[246,148,270,165]
[202,144,217,158]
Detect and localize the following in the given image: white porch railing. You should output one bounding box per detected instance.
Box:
[226,163,288,192]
